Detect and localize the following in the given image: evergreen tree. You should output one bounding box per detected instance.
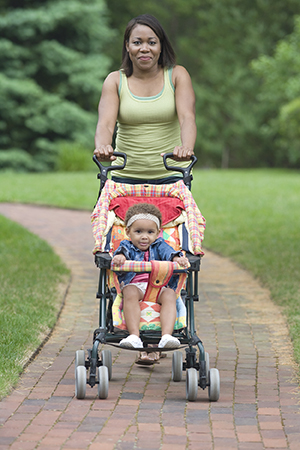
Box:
[0,0,114,171]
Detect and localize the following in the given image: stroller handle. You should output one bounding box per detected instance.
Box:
[163,153,197,189]
[93,152,127,173]
[93,152,127,193]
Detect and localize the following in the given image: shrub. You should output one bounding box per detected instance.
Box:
[0,149,45,172]
[55,141,95,172]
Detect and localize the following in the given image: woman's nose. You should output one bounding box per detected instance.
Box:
[140,43,149,52]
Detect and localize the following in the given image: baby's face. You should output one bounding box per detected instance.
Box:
[126,219,160,251]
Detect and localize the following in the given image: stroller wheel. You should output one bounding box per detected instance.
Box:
[172,351,183,382]
[75,350,85,374]
[208,368,220,402]
[98,366,109,399]
[186,368,198,401]
[75,366,86,399]
[205,352,210,380]
[101,349,112,380]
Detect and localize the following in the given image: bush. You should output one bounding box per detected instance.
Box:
[0,149,46,172]
[55,141,95,172]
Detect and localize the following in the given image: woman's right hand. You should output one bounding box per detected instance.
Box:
[93,145,116,162]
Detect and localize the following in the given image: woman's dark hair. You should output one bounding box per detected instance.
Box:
[120,14,176,77]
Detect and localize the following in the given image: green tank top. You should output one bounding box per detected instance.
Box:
[112,68,190,179]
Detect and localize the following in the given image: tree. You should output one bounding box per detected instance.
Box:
[0,0,114,171]
[252,16,300,168]
[105,0,300,168]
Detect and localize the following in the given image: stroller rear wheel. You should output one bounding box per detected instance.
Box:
[101,349,112,380]
[75,350,85,373]
[205,352,209,379]
[172,351,183,382]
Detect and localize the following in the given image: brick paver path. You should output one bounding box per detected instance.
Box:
[0,203,300,450]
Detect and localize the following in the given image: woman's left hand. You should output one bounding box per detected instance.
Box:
[161,146,194,161]
[174,145,194,160]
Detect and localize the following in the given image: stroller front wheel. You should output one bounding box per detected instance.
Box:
[208,368,220,402]
[75,365,87,399]
[186,368,198,401]
[98,366,109,399]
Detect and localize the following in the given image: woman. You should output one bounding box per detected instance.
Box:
[94,14,197,184]
[94,14,196,363]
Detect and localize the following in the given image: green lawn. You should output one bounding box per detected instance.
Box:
[0,168,299,397]
[0,170,99,210]
[0,215,69,398]
[191,169,300,362]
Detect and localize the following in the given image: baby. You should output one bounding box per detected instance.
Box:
[112,202,189,349]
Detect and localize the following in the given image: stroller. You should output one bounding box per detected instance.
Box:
[74,152,220,402]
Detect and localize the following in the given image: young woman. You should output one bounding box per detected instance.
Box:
[94,14,196,184]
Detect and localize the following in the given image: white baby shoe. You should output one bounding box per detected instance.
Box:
[158,334,180,349]
[119,334,143,349]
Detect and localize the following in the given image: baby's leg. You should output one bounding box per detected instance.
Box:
[122,284,143,337]
[157,288,180,349]
[157,287,177,336]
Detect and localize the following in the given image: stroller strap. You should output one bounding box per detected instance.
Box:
[143,260,173,303]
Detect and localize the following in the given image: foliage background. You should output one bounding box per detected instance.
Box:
[0,0,113,171]
[1,0,300,169]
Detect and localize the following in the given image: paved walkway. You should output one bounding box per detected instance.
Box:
[0,203,300,450]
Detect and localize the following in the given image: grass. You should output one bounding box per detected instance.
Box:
[0,167,300,396]
[0,169,99,210]
[0,216,69,398]
[191,169,300,362]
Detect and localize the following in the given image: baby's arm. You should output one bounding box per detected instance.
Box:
[112,253,126,267]
[172,255,189,269]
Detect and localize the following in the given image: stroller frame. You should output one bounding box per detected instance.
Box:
[74,153,220,402]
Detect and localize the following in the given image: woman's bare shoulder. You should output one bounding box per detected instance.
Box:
[172,65,191,78]
[103,71,120,90]
[172,65,192,87]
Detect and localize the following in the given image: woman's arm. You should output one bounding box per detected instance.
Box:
[94,71,120,161]
[172,65,197,160]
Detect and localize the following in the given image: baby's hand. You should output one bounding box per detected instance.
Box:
[173,255,189,269]
[112,254,126,267]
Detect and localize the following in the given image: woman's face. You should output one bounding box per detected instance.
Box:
[126,24,161,72]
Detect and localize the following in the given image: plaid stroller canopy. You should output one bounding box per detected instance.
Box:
[91,180,205,256]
